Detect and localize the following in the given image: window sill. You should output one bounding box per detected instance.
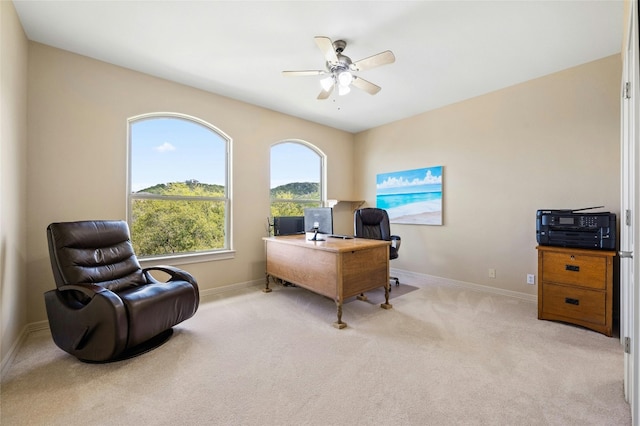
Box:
[139,250,236,268]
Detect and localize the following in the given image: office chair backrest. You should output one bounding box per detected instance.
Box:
[354,208,392,241]
[47,220,146,292]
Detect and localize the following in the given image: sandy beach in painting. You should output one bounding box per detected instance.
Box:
[387,200,442,225]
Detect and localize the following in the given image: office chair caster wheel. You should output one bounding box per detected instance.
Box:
[395,278,400,287]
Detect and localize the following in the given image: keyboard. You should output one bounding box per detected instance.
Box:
[328,234,354,239]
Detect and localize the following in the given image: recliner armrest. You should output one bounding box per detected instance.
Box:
[143,265,198,286]
[44,285,128,361]
[53,283,114,307]
[57,283,110,297]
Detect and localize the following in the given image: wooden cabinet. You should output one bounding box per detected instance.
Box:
[537,245,616,336]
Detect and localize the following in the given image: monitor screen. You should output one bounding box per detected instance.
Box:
[304,207,334,235]
[273,216,305,236]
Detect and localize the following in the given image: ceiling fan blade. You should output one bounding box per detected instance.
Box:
[351,76,381,95]
[282,70,326,77]
[317,83,334,100]
[352,50,395,71]
[314,36,338,64]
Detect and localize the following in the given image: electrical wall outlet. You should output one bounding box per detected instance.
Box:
[527,274,535,285]
[489,268,496,278]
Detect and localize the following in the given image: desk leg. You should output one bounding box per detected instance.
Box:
[332,299,347,329]
[381,284,393,310]
[262,273,272,293]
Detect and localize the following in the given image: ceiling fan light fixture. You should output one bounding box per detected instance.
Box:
[337,71,353,87]
[338,84,351,96]
[320,76,334,91]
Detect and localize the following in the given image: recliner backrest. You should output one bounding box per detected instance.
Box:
[354,208,392,241]
[47,220,146,292]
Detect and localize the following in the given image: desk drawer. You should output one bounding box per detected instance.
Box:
[541,251,607,289]
[541,283,606,325]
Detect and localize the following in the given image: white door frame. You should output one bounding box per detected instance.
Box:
[621,1,639,423]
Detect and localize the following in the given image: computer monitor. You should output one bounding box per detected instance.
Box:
[304,207,333,240]
[273,216,305,236]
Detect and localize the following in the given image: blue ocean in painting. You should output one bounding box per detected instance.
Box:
[377,190,442,211]
[377,182,442,210]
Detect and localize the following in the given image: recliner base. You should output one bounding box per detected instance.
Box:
[80,328,173,363]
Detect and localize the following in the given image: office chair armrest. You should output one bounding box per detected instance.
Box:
[390,235,401,251]
[143,265,198,286]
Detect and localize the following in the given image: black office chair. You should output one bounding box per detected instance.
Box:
[354,208,401,286]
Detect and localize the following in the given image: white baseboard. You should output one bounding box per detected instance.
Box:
[199,278,263,301]
[391,268,537,303]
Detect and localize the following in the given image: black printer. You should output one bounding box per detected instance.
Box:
[536,207,616,250]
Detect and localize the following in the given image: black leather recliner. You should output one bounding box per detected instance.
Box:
[44,220,199,362]
[354,208,402,286]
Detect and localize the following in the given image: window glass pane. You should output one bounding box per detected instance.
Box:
[270,201,321,217]
[270,142,320,190]
[129,115,229,258]
[131,118,226,193]
[131,198,226,256]
[270,142,321,217]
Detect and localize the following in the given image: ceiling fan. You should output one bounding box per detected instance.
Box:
[282,36,395,100]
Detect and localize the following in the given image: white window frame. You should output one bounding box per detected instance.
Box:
[270,139,327,214]
[127,112,234,266]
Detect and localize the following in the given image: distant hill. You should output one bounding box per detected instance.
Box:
[137,180,225,195]
[271,182,318,197]
[137,181,316,197]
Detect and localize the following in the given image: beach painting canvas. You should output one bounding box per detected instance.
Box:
[376,166,443,225]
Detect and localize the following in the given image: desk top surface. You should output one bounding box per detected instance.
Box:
[263,234,390,253]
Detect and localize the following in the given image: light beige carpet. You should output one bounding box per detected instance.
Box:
[0,280,631,425]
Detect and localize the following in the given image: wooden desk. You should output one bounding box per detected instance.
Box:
[262,235,392,328]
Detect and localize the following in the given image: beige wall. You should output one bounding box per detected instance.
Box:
[354,55,621,296]
[25,43,354,324]
[0,0,29,367]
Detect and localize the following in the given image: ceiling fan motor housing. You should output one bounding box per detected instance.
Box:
[328,40,352,72]
[329,54,352,73]
[333,39,347,53]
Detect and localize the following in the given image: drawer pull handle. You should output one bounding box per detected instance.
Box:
[565,264,580,272]
[565,297,580,306]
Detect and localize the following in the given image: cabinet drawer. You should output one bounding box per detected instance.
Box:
[541,251,607,289]
[541,283,606,325]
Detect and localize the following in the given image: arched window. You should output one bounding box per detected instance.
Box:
[128,113,231,259]
[270,140,325,217]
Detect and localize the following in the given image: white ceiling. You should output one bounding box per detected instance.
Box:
[13,0,624,133]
